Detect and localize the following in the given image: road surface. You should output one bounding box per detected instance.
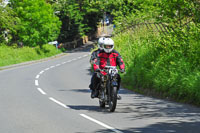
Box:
[0,45,200,133]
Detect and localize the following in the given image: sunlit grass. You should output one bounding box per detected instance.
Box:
[0,44,62,67]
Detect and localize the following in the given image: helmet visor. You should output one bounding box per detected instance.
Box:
[103,44,113,49]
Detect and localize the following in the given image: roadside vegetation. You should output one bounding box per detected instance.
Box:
[114,24,200,105]
[0,0,107,67]
[0,44,61,67]
[112,0,200,106]
[0,0,62,67]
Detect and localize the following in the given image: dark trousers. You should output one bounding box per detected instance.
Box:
[90,72,121,91]
[89,73,100,90]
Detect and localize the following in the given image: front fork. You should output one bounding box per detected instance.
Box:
[99,76,118,102]
[107,77,118,101]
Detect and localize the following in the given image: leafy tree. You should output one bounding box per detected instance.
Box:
[80,0,103,34]
[0,1,18,44]
[157,0,200,26]
[109,0,200,29]
[10,0,61,47]
[52,0,84,42]
[50,0,103,42]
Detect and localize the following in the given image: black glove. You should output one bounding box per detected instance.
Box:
[120,69,125,73]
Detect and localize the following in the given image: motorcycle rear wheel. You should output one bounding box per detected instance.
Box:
[109,86,117,112]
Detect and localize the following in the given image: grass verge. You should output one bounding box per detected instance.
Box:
[0,44,62,67]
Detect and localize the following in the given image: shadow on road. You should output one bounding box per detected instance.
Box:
[92,120,200,133]
[72,98,200,132]
[120,121,200,133]
[68,105,112,113]
[68,88,200,132]
[66,88,91,93]
[117,93,200,117]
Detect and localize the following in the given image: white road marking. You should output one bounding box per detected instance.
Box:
[49,97,69,109]
[50,66,55,68]
[39,70,44,74]
[45,68,50,71]
[37,88,46,95]
[36,75,40,79]
[80,114,123,133]
[33,53,124,132]
[35,80,39,86]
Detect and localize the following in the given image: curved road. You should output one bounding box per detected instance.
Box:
[0,45,200,133]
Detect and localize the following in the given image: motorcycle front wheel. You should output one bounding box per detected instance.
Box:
[109,86,117,112]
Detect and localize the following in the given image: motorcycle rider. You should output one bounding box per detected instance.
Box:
[89,37,105,98]
[90,37,105,64]
[91,38,125,99]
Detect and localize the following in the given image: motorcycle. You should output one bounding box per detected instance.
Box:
[96,66,121,112]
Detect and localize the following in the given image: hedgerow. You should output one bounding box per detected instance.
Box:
[114,23,200,105]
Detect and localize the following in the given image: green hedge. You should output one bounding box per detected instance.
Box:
[0,44,62,67]
[113,23,200,105]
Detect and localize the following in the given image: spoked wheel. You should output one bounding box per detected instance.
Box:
[109,86,117,112]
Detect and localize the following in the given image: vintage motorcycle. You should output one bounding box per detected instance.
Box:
[96,66,121,112]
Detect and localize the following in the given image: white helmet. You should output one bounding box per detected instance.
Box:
[103,38,114,53]
[98,37,105,50]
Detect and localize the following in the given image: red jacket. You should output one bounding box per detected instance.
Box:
[93,49,125,72]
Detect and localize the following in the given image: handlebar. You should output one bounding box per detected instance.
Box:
[95,66,125,74]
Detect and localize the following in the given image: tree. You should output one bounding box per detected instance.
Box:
[0,1,17,44]
[10,0,61,47]
[50,0,103,42]
[157,0,200,26]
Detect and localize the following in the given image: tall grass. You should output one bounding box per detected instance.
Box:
[0,44,62,67]
[113,24,200,106]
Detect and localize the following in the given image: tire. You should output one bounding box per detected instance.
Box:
[109,86,117,112]
[99,87,105,108]
[99,100,105,108]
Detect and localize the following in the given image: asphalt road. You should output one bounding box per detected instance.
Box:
[0,45,200,133]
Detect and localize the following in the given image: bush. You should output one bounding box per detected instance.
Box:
[113,23,200,106]
[0,45,61,67]
[41,44,60,56]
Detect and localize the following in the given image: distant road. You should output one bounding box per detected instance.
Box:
[0,46,200,133]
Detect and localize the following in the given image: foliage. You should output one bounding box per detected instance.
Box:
[156,0,200,24]
[0,2,18,44]
[109,0,200,105]
[9,0,61,47]
[113,23,200,105]
[110,0,200,33]
[50,0,103,42]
